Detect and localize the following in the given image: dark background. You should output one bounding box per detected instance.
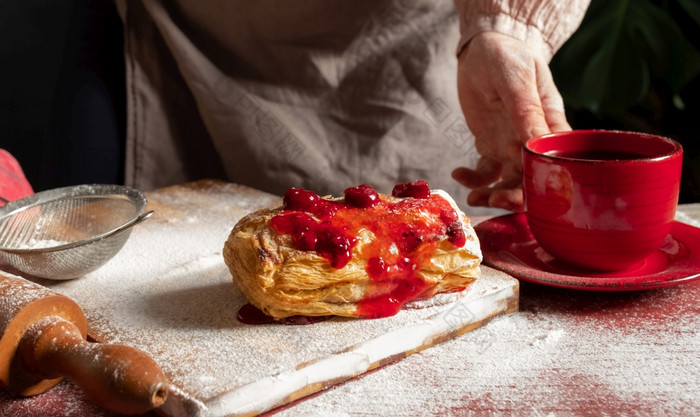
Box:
[1,0,698,201]
[0,0,124,192]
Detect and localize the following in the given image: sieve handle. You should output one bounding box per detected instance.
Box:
[134,210,154,225]
[102,210,154,240]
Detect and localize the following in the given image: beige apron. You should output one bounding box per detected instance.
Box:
[116,0,495,213]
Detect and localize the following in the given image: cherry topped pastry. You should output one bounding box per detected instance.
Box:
[223,181,482,320]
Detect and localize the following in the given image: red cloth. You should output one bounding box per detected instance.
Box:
[0,149,33,204]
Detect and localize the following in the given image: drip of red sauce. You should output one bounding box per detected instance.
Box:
[237,303,331,325]
[269,182,467,320]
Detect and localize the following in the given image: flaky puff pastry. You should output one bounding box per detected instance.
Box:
[223,190,482,319]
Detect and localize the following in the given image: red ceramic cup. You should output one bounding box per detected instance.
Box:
[522,130,683,271]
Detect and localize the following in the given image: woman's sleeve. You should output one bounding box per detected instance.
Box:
[453,0,591,60]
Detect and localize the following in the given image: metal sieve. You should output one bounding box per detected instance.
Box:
[0,184,153,280]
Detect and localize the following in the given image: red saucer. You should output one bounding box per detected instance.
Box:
[474,213,700,291]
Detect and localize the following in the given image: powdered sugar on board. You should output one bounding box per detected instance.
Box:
[38,180,518,417]
[273,278,700,417]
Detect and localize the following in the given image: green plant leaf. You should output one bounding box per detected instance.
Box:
[551,0,700,114]
[630,0,700,92]
[676,0,700,28]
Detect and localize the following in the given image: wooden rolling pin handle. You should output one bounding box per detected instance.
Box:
[18,317,169,415]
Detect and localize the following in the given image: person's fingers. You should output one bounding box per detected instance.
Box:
[465,163,524,210]
[505,140,524,171]
[535,60,571,133]
[467,188,493,207]
[486,164,524,210]
[467,184,524,211]
[451,158,502,189]
[488,187,524,212]
[543,104,570,134]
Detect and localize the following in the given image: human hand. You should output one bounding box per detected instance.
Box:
[451,31,571,211]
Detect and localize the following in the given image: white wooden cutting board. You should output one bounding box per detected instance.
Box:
[39,180,518,417]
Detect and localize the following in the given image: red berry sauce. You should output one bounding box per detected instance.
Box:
[344,184,380,208]
[392,180,431,199]
[270,182,467,319]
